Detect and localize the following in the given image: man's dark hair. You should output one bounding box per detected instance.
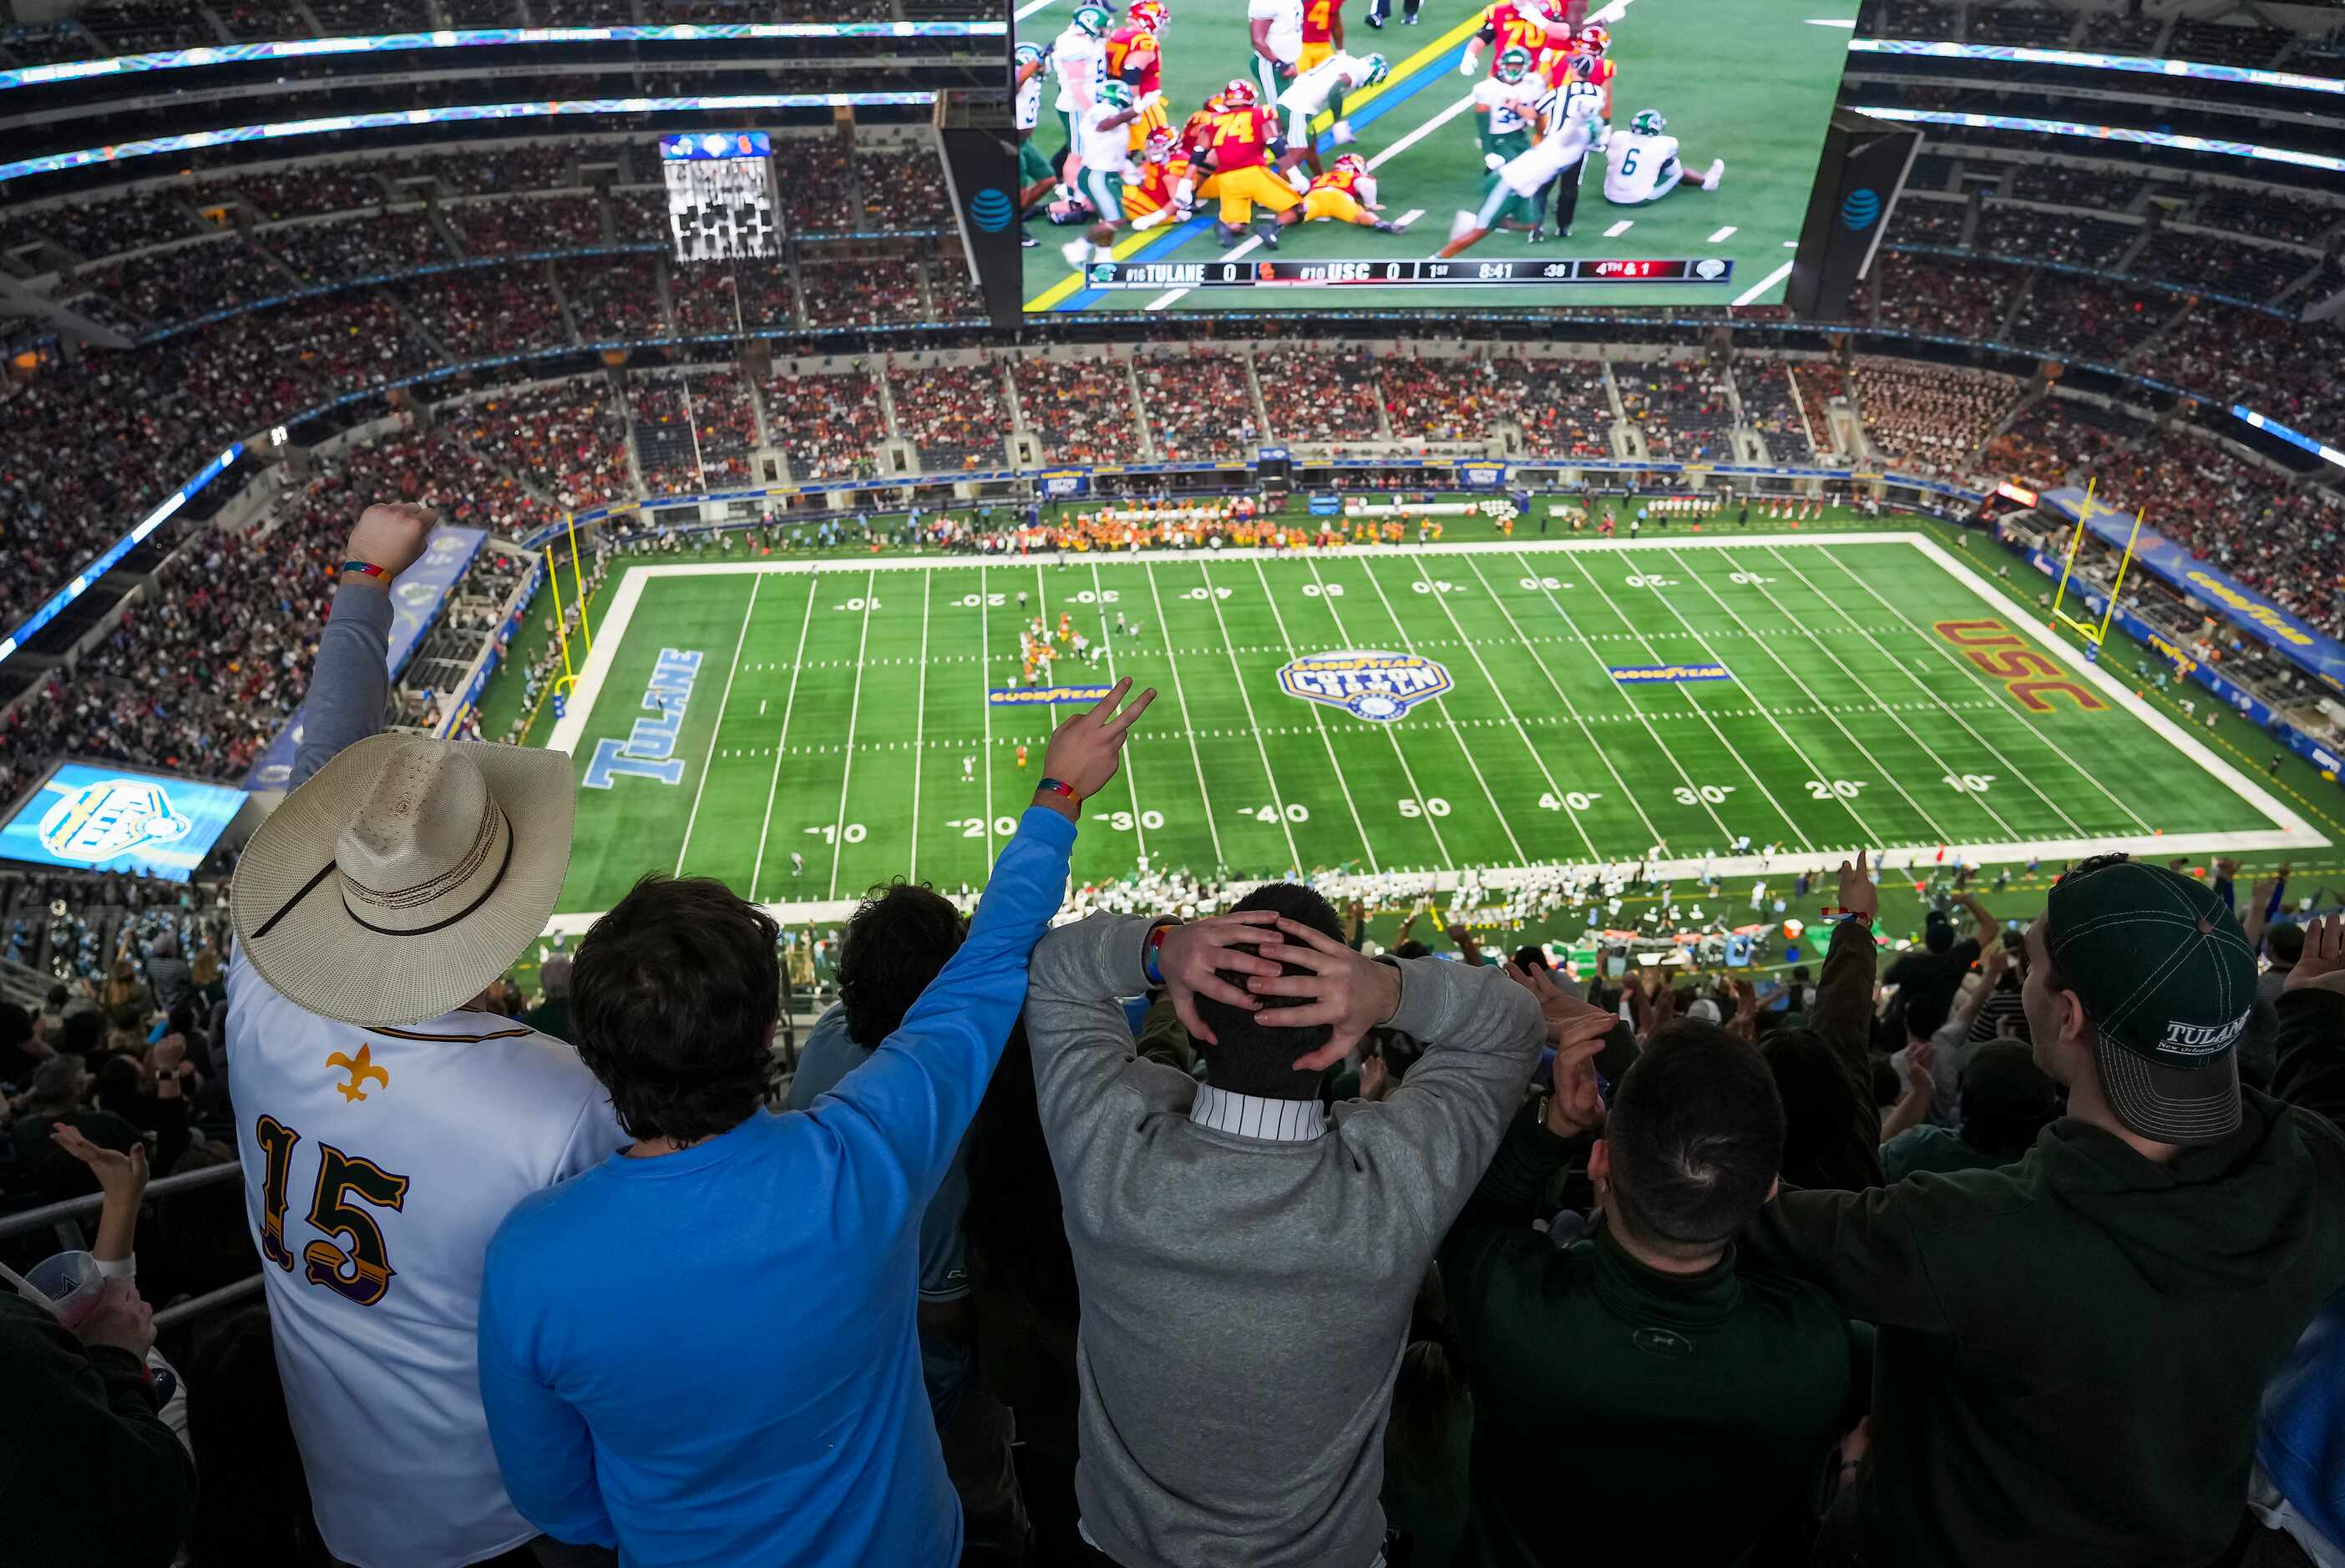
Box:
[1759,1025,1878,1192]
[1195,883,1345,1100]
[0,1001,29,1052]
[1903,989,1952,1041]
[572,875,782,1144]
[1512,944,1551,972]
[1392,939,1431,961]
[1605,1021,1785,1260]
[1922,913,1955,954]
[2268,923,2306,967]
[1791,966,1811,984]
[838,882,965,1047]
[58,1009,101,1059]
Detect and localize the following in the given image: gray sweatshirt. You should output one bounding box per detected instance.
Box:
[1027,916,1543,1568]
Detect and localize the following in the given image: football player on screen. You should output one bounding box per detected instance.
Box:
[1274,48,1388,175]
[1104,3,1170,157]
[1125,129,1196,230]
[1297,0,1344,73]
[1061,79,1143,267]
[1299,153,1411,231]
[1459,0,1572,77]
[1246,0,1305,108]
[1441,73,1603,255]
[1195,78,1303,249]
[1014,42,1058,240]
[1603,109,1724,205]
[1456,47,1546,239]
[1049,4,1112,180]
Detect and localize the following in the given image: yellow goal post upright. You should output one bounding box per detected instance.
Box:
[2046,477,2146,665]
[541,509,600,715]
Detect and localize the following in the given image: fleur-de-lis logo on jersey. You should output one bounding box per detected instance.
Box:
[327,1044,390,1103]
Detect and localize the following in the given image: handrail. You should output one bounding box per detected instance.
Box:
[0,1160,241,1244]
[152,1272,263,1331]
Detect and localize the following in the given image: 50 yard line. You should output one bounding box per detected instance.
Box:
[1301,556,1455,867]
[749,574,818,902]
[1249,556,1379,872]
[674,573,762,877]
[826,569,878,900]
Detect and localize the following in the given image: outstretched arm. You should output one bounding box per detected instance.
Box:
[289,503,439,791]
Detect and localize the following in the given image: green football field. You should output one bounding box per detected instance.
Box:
[538,529,2320,924]
[1019,0,1854,311]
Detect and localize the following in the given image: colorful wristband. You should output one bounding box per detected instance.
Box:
[342,559,389,580]
[1036,776,1077,802]
[1144,922,1170,988]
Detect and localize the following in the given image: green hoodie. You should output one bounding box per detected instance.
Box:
[1744,1084,2345,1567]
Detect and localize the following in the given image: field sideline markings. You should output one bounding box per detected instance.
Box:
[1573,553,1818,851]
[1300,555,1456,866]
[910,570,932,884]
[674,574,763,877]
[825,571,879,901]
[1086,560,1150,863]
[1248,555,1380,872]
[980,564,997,863]
[1733,257,1795,306]
[750,576,820,902]
[1348,554,1527,865]
[1770,544,2104,838]
[1407,552,1601,864]
[1198,559,1304,872]
[1142,561,1227,869]
[1461,554,1662,845]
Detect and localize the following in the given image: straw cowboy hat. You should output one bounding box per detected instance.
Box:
[231,736,575,1026]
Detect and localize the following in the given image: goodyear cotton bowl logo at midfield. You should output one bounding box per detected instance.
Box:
[1278,650,1452,723]
[39,777,192,864]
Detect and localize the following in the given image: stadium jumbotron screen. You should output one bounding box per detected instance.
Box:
[1017,0,1856,311]
[0,762,245,883]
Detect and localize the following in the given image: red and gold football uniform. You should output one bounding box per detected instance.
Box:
[1124,151,1194,219]
[1477,0,1564,74]
[1104,23,1169,150]
[1202,104,1297,223]
[1299,0,1342,73]
[1301,163,1369,222]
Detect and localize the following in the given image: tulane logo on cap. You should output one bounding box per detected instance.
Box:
[38,777,192,864]
[1277,650,1453,723]
[969,188,1014,233]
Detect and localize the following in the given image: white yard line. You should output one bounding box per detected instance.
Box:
[1411,553,1600,864]
[1301,556,1456,867]
[979,564,997,863]
[1348,556,1527,864]
[1089,560,1150,863]
[909,569,931,884]
[1733,257,1795,306]
[1202,560,1305,873]
[673,574,762,876]
[749,576,818,902]
[1462,554,1662,845]
[824,571,878,901]
[1603,219,1634,238]
[1669,544,1960,848]
[1250,556,1380,872]
[1014,0,1057,19]
[1575,555,1816,849]
[1142,560,1227,870]
[1707,225,1738,243]
[1772,543,2104,838]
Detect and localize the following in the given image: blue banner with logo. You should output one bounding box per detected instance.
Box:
[1037,468,1090,498]
[2042,486,2345,695]
[1308,493,1342,515]
[241,526,487,789]
[0,762,245,881]
[1456,462,1508,489]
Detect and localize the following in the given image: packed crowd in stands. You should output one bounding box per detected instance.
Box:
[1375,353,1502,444]
[1502,357,1613,461]
[444,194,608,256]
[263,210,453,285]
[235,164,392,223]
[1972,205,2136,269]
[555,255,667,340]
[759,362,886,479]
[1614,362,1736,462]
[889,359,1010,471]
[798,256,924,329]
[394,270,572,359]
[928,240,989,321]
[1011,356,1140,464]
[87,240,293,332]
[1259,347,1387,443]
[777,137,858,234]
[16,488,2345,1568]
[1849,358,2020,478]
[1132,352,1258,463]
[444,377,632,512]
[854,149,951,230]
[1734,359,1816,461]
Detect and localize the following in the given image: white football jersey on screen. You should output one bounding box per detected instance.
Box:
[1248,0,1305,63]
[1471,74,1538,138]
[225,952,626,1568]
[1279,50,1368,114]
[1604,129,1681,202]
[1052,28,1106,112]
[1016,64,1044,129]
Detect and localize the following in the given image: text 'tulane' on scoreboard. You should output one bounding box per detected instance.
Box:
[1084,257,1736,288]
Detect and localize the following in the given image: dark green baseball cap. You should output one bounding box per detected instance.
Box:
[2043,857,2254,1146]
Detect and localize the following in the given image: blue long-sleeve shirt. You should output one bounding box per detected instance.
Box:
[474,805,1074,1566]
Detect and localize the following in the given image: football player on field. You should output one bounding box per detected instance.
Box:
[1298,0,1345,73]
[1124,129,1195,230]
[1459,0,1572,78]
[1104,4,1169,155]
[1555,20,1617,120]
[1603,108,1724,204]
[1274,49,1388,175]
[1196,78,1301,248]
[1300,153,1411,230]
[1245,0,1304,107]
[1061,79,1143,267]
[1050,4,1112,179]
[1462,47,1545,235]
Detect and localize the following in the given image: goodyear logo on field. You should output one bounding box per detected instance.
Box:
[990,685,1116,706]
[1611,664,1733,684]
[1278,650,1452,723]
[40,777,192,863]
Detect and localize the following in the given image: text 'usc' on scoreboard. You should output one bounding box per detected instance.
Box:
[1084,257,1736,288]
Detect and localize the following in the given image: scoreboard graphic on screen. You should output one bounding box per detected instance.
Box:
[1083,258,1732,291]
[660,131,777,262]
